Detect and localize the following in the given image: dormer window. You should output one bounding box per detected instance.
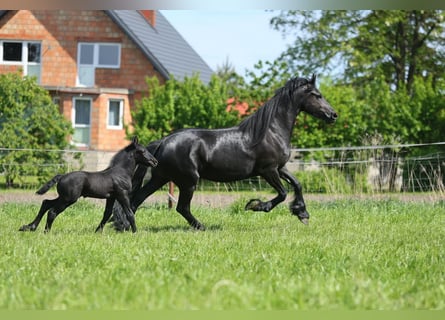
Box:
[0,41,41,83]
[77,42,121,87]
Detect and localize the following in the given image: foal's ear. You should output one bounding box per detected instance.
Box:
[310,73,317,85]
[132,136,139,145]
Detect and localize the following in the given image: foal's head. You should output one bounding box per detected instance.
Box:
[129,136,158,168]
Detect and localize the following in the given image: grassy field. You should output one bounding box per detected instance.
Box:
[0,193,444,310]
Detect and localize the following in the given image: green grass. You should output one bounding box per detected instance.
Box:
[0,195,444,310]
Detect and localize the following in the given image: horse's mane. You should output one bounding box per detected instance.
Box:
[238,76,311,147]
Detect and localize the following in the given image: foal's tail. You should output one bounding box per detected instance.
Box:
[36,174,63,195]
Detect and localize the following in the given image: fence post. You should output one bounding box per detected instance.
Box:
[168,181,175,209]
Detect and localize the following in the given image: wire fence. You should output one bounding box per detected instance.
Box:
[1,142,444,194]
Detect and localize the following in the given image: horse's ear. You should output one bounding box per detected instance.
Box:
[310,73,317,85]
[132,136,139,145]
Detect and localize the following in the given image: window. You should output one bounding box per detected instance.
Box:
[72,98,91,146]
[77,42,121,87]
[0,41,41,82]
[98,44,120,67]
[107,99,123,129]
[3,42,22,61]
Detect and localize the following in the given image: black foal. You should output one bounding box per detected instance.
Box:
[19,136,157,233]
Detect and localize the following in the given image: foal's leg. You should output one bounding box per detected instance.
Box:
[176,184,205,230]
[44,199,76,233]
[279,167,309,224]
[245,168,287,212]
[19,198,57,231]
[112,176,168,231]
[95,198,115,233]
[116,192,137,233]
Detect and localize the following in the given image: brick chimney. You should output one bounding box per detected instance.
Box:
[139,10,156,27]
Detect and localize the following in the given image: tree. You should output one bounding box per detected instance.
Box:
[129,74,239,144]
[271,10,445,93]
[0,73,73,186]
[216,56,243,91]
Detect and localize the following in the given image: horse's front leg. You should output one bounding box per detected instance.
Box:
[245,169,287,213]
[279,167,309,224]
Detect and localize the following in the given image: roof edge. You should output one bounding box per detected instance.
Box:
[105,10,171,80]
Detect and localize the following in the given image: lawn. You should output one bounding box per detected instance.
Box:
[0,194,444,310]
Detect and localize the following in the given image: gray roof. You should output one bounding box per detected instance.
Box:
[106,10,213,84]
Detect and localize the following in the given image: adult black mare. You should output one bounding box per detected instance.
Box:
[19,136,158,233]
[112,74,337,231]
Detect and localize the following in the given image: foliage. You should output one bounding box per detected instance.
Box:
[131,10,445,153]
[270,10,445,92]
[263,10,445,149]
[1,197,444,309]
[293,167,369,194]
[129,74,240,144]
[0,73,72,186]
[269,74,444,149]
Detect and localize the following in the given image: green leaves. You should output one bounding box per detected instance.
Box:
[0,73,72,186]
[271,10,445,92]
[129,74,239,144]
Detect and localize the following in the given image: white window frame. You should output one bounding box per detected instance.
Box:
[71,97,92,147]
[77,42,121,87]
[107,99,124,130]
[0,40,42,83]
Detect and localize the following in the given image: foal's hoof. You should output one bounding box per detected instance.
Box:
[299,217,309,225]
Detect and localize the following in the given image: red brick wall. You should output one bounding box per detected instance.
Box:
[0,10,165,151]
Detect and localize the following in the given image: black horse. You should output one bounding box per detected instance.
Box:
[112,74,337,231]
[19,136,158,233]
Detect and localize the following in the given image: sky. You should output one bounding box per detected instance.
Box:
[160,10,293,76]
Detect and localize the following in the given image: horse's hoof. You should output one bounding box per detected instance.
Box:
[245,199,262,211]
[299,217,309,225]
[192,222,206,231]
[19,225,33,232]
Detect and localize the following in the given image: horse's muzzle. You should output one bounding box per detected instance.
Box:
[325,112,338,124]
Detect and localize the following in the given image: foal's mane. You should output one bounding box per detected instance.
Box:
[108,142,136,168]
[238,76,310,147]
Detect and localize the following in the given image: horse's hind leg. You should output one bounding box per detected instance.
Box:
[279,167,309,224]
[19,199,57,232]
[95,198,115,233]
[44,199,76,233]
[176,184,205,231]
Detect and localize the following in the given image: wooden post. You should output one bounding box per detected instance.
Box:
[168,181,175,209]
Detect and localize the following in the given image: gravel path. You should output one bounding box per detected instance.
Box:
[1,189,443,208]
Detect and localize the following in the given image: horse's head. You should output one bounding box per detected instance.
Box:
[296,74,337,124]
[131,136,158,167]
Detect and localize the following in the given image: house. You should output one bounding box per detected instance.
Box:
[0,10,213,169]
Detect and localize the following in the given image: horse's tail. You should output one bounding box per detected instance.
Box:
[36,174,63,195]
[112,140,162,231]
